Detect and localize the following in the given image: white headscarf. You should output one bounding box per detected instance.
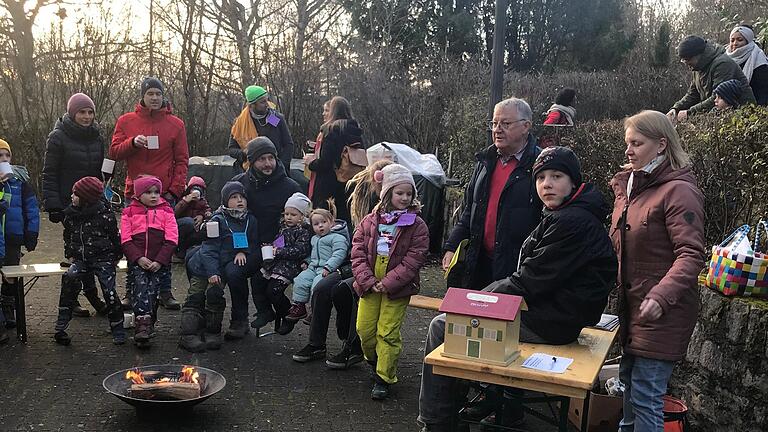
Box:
[726,26,768,81]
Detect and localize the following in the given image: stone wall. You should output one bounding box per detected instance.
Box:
[668,285,768,432]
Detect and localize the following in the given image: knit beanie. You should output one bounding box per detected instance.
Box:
[246,137,277,163]
[714,79,742,108]
[67,93,96,119]
[677,36,707,59]
[187,176,206,190]
[532,146,583,186]
[285,192,312,217]
[133,176,163,198]
[221,181,246,205]
[555,88,576,106]
[0,139,11,157]
[140,77,164,97]
[72,176,104,205]
[375,163,416,198]
[245,85,268,104]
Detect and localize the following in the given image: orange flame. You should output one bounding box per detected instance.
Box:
[181,366,199,384]
[125,369,146,384]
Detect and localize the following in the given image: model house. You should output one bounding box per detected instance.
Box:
[439,287,528,366]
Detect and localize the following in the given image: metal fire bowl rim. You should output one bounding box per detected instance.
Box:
[102,364,226,405]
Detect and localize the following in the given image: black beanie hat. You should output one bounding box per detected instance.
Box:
[221,181,246,205]
[533,146,583,186]
[555,88,576,106]
[677,36,706,59]
[714,79,742,107]
[246,137,277,163]
[140,77,164,97]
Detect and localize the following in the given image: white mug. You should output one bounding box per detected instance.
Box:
[191,189,201,199]
[0,162,12,176]
[101,158,116,174]
[147,135,160,149]
[206,221,219,238]
[261,245,274,262]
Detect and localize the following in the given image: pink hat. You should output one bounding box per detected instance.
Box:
[374,163,416,198]
[186,176,206,190]
[133,176,162,197]
[67,93,95,119]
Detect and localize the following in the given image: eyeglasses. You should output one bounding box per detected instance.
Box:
[487,119,527,131]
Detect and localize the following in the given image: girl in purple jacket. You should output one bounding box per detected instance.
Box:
[351,164,429,400]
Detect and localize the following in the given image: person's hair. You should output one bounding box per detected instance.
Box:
[347,159,393,226]
[555,88,576,106]
[309,199,336,227]
[494,97,532,121]
[623,110,691,170]
[327,96,352,121]
[374,183,421,214]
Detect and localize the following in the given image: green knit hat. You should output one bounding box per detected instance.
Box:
[244,85,268,104]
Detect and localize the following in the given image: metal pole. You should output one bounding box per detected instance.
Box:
[487,0,507,144]
[149,0,155,76]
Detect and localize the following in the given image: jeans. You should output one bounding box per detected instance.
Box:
[308,275,358,348]
[417,313,548,426]
[619,353,676,432]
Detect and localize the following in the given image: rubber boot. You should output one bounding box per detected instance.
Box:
[204,310,224,351]
[178,308,205,353]
[1,295,16,329]
[134,314,152,348]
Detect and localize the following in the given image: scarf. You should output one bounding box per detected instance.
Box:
[627,155,665,198]
[726,27,768,82]
[218,205,248,221]
[230,106,259,171]
[546,104,576,125]
[378,209,416,226]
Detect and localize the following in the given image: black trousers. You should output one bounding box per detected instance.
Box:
[308,274,358,348]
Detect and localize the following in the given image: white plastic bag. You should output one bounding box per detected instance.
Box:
[366,142,446,187]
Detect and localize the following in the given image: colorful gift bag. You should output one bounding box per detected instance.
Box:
[706,222,768,297]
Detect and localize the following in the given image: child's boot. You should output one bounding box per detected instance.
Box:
[204,310,224,351]
[1,295,16,328]
[53,307,73,346]
[224,320,249,340]
[285,303,308,321]
[134,315,152,348]
[110,320,127,345]
[179,308,205,352]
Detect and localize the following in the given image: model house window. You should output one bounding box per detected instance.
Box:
[448,323,468,336]
[479,328,500,341]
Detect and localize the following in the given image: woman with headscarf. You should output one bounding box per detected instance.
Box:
[726,24,768,105]
[40,93,107,319]
[304,96,362,225]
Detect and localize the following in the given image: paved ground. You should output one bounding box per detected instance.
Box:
[0,219,571,431]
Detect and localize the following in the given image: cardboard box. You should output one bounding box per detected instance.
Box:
[568,391,623,432]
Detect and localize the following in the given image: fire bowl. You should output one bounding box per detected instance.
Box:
[103,364,226,411]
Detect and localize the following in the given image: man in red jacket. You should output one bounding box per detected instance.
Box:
[111,77,189,310]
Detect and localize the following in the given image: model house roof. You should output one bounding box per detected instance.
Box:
[439,288,526,321]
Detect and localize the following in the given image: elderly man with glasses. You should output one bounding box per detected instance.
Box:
[228,85,295,172]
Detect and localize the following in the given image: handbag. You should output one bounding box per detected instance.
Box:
[335,142,368,183]
[705,222,768,297]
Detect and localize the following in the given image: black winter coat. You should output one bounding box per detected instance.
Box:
[487,183,618,345]
[62,201,122,263]
[444,135,542,288]
[264,221,313,280]
[42,114,105,212]
[233,161,302,243]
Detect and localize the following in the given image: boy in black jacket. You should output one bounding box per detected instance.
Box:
[55,177,124,345]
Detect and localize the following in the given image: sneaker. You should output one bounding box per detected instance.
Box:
[72,304,91,317]
[276,318,297,335]
[326,343,364,370]
[54,331,72,346]
[285,303,307,322]
[292,344,327,363]
[371,381,389,400]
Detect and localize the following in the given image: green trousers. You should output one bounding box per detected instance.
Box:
[356,292,410,384]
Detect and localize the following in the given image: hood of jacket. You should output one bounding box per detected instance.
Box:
[134,101,174,118]
[56,114,101,141]
[546,183,610,221]
[330,219,351,243]
[693,43,725,72]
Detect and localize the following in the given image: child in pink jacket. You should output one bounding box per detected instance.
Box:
[121,175,178,348]
[351,164,429,400]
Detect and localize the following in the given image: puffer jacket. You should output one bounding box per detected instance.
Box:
[174,177,212,219]
[352,208,430,300]
[673,43,756,114]
[120,198,178,265]
[62,201,122,263]
[263,221,313,280]
[610,159,706,361]
[110,102,190,199]
[307,220,350,273]
[186,210,259,279]
[486,184,617,345]
[2,167,40,248]
[42,114,104,212]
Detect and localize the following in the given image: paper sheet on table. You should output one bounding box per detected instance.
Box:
[521,353,574,373]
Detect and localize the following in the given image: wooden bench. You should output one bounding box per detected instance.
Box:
[2,260,129,342]
[408,294,443,311]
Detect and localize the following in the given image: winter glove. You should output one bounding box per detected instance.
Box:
[482,277,512,293]
[24,232,38,252]
[48,210,64,223]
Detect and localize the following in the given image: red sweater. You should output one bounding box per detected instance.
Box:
[483,158,517,253]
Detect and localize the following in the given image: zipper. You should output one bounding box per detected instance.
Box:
[144,209,150,258]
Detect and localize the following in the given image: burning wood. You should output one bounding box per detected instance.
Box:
[125,366,204,400]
